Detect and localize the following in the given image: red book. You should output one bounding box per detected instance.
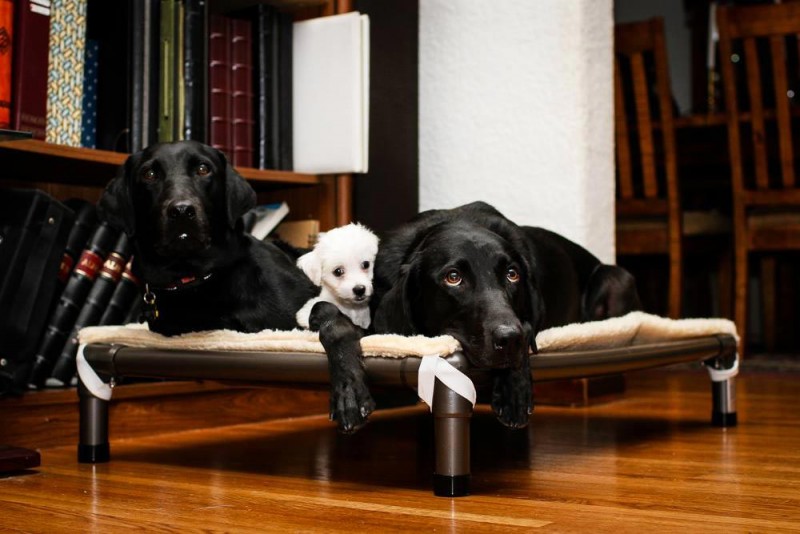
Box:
[0,0,13,128]
[208,15,231,158]
[10,0,50,139]
[230,17,253,168]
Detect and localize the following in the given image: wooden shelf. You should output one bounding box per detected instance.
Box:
[0,139,319,189]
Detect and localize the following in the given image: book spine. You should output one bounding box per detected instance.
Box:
[27,222,118,388]
[45,0,87,146]
[56,201,97,289]
[277,12,293,170]
[183,0,207,142]
[99,257,142,326]
[173,0,184,140]
[230,17,253,168]
[50,233,132,384]
[208,14,231,157]
[80,39,98,148]
[158,0,175,142]
[0,0,13,128]
[143,0,161,147]
[253,4,275,169]
[11,0,50,139]
[130,0,145,152]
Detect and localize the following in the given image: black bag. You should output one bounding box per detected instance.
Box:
[0,189,74,395]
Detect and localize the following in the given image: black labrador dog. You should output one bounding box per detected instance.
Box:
[311,202,640,432]
[98,140,317,335]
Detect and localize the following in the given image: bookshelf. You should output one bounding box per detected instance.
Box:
[0,0,354,230]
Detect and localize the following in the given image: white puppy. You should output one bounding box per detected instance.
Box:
[295,223,379,330]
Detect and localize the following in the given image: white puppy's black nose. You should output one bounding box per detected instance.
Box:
[353,285,366,297]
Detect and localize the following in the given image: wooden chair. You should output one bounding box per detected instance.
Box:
[717,4,800,351]
[614,18,730,319]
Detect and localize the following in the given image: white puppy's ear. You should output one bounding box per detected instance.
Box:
[297,250,322,286]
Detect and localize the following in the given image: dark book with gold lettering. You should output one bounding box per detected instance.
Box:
[27,222,118,388]
[11,0,50,139]
[50,233,132,385]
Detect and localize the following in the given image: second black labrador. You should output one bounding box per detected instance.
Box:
[312,202,640,432]
[98,140,317,335]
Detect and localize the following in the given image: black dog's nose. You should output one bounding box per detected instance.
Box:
[492,324,522,351]
[353,285,366,297]
[167,201,197,220]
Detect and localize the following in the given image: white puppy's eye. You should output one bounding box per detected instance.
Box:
[333,267,345,277]
[361,261,370,270]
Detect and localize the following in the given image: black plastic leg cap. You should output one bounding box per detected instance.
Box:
[712,411,738,427]
[78,443,110,463]
[433,474,470,497]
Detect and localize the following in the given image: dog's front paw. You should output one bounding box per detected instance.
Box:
[330,377,376,434]
[491,365,533,429]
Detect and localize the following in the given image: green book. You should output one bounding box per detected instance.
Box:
[159,0,175,142]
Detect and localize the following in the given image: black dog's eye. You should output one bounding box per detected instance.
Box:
[196,163,210,176]
[444,269,463,287]
[361,261,370,270]
[333,267,345,278]
[507,267,520,283]
[142,169,157,183]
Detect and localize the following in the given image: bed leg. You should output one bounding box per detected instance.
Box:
[706,336,739,428]
[78,379,110,463]
[711,378,737,427]
[432,378,472,497]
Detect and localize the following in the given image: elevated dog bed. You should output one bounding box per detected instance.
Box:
[77,311,739,497]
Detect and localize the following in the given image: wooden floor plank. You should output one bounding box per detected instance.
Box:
[2,369,800,532]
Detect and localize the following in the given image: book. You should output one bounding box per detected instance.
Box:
[131,0,162,151]
[99,257,142,326]
[231,17,254,168]
[80,39,98,148]
[274,219,320,249]
[27,222,118,388]
[56,199,97,290]
[183,0,208,142]
[253,4,278,169]
[208,14,231,156]
[292,12,370,174]
[0,0,13,129]
[158,0,176,142]
[45,0,88,146]
[174,0,184,140]
[0,189,74,394]
[50,233,132,385]
[248,201,289,240]
[11,0,51,140]
[278,12,293,170]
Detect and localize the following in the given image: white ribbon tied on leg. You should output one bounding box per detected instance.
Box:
[77,344,113,401]
[417,354,476,410]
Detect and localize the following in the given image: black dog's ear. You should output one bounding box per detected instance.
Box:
[97,154,138,236]
[582,264,642,321]
[222,155,257,229]
[373,259,419,336]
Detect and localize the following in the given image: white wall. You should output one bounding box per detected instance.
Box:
[419,0,615,263]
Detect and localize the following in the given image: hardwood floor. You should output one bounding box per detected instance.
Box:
[1,369,799,532]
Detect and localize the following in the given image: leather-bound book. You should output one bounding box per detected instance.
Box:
[230,17,253,168]
[253,4,278,169]
[0,0,13,128]
[208,14,231,156]
[183,0,207,142]
[10,0,51,139]
[277,12,293,170]
[55,200,97,292]
[98,257,142,326]
[27,222,117,388]
[50,233,132,385]
[131,0,161,151]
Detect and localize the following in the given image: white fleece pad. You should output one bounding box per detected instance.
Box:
[78,311,738,358]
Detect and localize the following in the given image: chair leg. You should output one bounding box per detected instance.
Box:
[734,243,749,355]
[78,379,110,463]
[432,378,472,497]
[761,256,777,353]
[668,248,682,319]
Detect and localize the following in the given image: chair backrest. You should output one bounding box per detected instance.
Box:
[717,3,800,205]
[614,18,680,221]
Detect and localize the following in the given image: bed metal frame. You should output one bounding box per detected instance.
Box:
[79,333,738,497]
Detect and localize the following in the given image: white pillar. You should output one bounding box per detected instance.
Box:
[419,0,615,263]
